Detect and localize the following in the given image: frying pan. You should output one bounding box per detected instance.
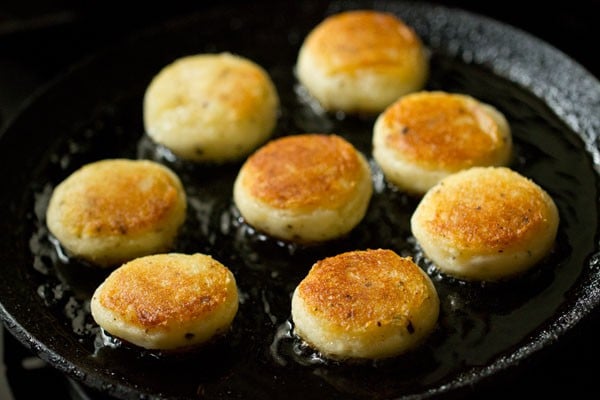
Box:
[1,1,599,399]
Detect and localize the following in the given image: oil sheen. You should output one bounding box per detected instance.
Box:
[26,53,599,399]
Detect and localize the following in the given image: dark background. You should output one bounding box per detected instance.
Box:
[1,1,598,399]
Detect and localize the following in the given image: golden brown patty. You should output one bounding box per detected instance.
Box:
[291,249,439,359]
[373,91,512,194]
[411,167,559,281]
[91,253,239,350]
[233,134,373,243]
[46,159,187,267]
[143,52,279,162]
[296,10,428,114]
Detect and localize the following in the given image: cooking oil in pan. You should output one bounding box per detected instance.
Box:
[25,53,599,399]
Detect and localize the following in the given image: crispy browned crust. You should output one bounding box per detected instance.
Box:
[419,167,555,251]
[240,134,366,211]
[382,92,504,169]
[97,255,233,329]
[58,160,181,237]
[297,249,432,330]
[303,10,424,74]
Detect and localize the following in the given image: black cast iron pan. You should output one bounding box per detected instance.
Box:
[1,1,599,399]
